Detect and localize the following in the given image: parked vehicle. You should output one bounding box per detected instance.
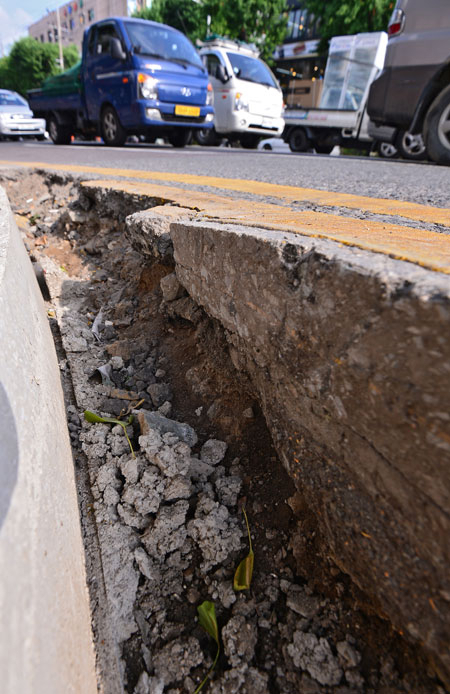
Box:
[257,137,291,153]
[0,90,46,141]
[28,18,214,147]
[368,0,450,165]
[282,32,388,155]
[195,37,284,149]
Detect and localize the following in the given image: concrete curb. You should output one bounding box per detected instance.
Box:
[169,218,450,684]
[0,187,97,693]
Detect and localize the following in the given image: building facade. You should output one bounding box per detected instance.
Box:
[28,0,147,52]
[274,1,326,108]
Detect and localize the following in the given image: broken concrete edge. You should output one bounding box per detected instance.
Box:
[0,186,98,694]
[132,211,450,685]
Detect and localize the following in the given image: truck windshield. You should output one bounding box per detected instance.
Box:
[226,52,277,88]
[124,22,203,69]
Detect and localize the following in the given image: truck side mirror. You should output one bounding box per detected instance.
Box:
[110,37,127,61]
[215,64,229,83]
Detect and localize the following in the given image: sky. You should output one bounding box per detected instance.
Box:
[0,0,68,55]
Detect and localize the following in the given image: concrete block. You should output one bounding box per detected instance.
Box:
[0,187,97,693]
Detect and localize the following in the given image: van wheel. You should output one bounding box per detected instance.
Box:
[168,129,192,148]
[101,106,126,146]
[195,127,222,146]
[48,116,71,145]
[424,85,450,165]
[395,129,427,160]
[288,128,309,152]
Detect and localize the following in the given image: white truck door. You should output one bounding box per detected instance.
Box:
[203,52,233,133]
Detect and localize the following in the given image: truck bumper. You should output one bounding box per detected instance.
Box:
[222,113,284,137]
[138,101,214,129]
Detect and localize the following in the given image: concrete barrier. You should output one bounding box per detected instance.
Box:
[0,187,97,693]
[168,218,450,684]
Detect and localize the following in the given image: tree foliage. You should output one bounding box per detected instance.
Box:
[303,0,395,52]
[134,0,288,63]
[0,37,80,96]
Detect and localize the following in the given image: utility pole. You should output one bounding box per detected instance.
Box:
[56,6,64,71]
[47,6,64,71]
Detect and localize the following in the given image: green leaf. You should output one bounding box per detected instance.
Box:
[195,601,220,693]
[83,410,135,457]
[197,600,219,644]
[233,551,254,591]
[233,507,254,591]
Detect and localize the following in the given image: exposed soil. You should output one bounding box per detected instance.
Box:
[1,168,446,694]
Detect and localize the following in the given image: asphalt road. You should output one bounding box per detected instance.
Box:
[1,139,450,208]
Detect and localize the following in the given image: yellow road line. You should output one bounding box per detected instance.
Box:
[81,179,450,274]
[2,160,450,227]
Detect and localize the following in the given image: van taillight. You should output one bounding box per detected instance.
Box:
[388,8,405,37]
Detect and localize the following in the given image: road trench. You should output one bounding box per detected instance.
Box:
[3,168,449,694]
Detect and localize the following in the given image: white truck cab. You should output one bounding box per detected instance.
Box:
[197,37,284,148]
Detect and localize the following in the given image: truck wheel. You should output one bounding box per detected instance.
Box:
[48,117,71,145]
[394,129,427,161]
[195,127,222,146]
[424,85,450,165]
[240,134,260,149]
[377,141,399,159]
[168,129,192,148]
[101,106,126,147]
[314,144,333,154]
[288,128,309,152]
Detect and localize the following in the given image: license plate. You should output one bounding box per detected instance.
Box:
[174,105,200,117]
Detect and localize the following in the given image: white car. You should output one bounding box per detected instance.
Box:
[0,90,46,140]
[257,137,291,152]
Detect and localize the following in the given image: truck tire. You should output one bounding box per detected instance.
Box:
[240,134,260,149]
[423,84,450,165]
[394,129,427,161]
[48,116,72,145]
[101,106,127,147]
[195,127,222,146]
[314,144,334,154]
[288,128,309,152]
[168,129,192,148]
[377,141,399,159]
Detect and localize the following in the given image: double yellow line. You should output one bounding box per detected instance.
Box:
[3,160,450,274]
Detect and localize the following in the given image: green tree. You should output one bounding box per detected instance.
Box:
[134,0,288,64]
[63,44,81,69]
[303,0,394,52]
[136,0,204,41]
[0,37,79,96]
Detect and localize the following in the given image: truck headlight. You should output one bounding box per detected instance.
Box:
[138,73,158,100]
[206,83,213,106]
[234,92,249,112]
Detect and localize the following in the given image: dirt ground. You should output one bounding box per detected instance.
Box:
[2,168,447,694]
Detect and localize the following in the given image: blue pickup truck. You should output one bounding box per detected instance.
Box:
[28,17,214,147]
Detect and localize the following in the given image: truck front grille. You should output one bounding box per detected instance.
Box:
[161,114,206,123]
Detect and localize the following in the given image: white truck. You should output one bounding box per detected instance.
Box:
[283,32,393,155]
[195,37,285,148]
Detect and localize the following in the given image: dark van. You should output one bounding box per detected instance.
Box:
[367,0,450,164]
